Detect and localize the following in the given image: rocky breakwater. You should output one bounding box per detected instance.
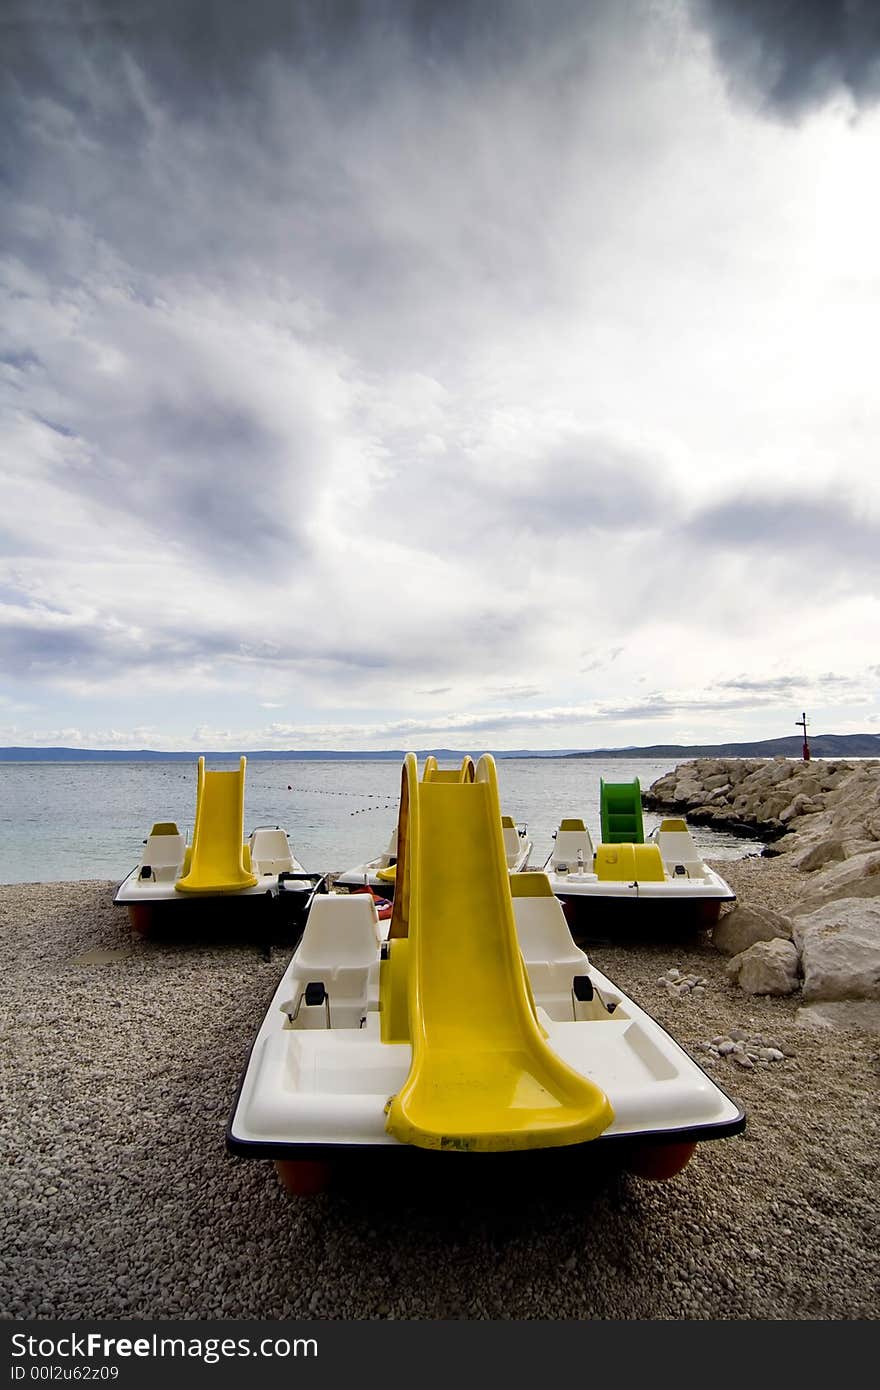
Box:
[645,757,880,1031]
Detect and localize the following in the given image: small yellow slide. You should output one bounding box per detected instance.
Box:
[385,754,613,1151]
[175,757,258,895]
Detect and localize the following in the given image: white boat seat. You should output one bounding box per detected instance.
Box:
[501,816,524,866]
[652,823,707,878]
[282,895,381,1028]
[551,819,595,871]
[140,825,186,883]
[249,827,295,876]
[511,877,593,1019]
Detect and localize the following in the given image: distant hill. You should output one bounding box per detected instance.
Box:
[1,735,878,761]
[565,734,880,759]
[0,746,571,763]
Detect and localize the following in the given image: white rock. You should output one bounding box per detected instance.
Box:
[726,939,801,996]
[796,838,846,873]
[795,898,880,1002]
[792,850,880,916]
[712,904,794,956]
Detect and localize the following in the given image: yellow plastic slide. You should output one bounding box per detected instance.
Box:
[384,754,614,1151]
[175,757,258,895]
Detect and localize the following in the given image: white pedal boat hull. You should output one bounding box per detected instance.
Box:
[114,819,318,920]
[228,903,743,1159]
[544,817,735,927]
[546,866,735,902]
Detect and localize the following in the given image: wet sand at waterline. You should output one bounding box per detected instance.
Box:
[1,861,876,1320]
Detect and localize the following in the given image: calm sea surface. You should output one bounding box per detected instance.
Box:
[0,757,759,886]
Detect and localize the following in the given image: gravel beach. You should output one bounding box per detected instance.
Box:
[1,858,877,1321]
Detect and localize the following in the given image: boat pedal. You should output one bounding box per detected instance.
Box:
[139,865,152,880]
[283,981,332,1027]
[573,975,618,1014]
[673,864,687,876]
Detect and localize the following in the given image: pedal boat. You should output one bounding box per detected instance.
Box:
[335,759,531,897]
[113,757,324,929]
[543,817,736,932]
[228,756,743,1190]
[333,825,400,895]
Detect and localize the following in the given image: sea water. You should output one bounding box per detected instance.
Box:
[0,756,759,886]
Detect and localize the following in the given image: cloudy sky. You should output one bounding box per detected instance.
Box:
[2,0,879,751]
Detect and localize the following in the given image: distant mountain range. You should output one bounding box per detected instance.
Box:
[0,745,569,762]
[1,734,878,761]
[565,734,880,759]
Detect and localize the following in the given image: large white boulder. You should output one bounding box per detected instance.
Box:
[792,849,880,915]
[712,904,793,957]
[726,938,801,996]
[794,898,880,1002]
[795,838,846,872]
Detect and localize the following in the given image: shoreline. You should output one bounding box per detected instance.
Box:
[2,862,877,1321]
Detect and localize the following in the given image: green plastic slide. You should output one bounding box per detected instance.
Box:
[599,777,644,844]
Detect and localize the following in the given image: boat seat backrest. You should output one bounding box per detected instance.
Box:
[142,831,186,878]
[551,826,594,868]
[502,824,521,862]
[249,828,295,876]
[513,895,592,1014]
[654,829,704,875]
[513,896,589,971]
[293,895,380,977]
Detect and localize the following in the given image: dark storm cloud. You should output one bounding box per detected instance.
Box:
[512,439,666,535]
[0,615,378,681]
[29,394,300,574]
[684,494,880,573]
[1,351,42,372]
[718,675,800,694]
[0,0,629,590]
[691,0,880,115]
[0,622,106,669]
[720,672,858,694]
[1,0,607,107]
[0,592,530,687]
[33,415,77,438]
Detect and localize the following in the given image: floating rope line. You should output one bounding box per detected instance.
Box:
[283,786,396,798]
